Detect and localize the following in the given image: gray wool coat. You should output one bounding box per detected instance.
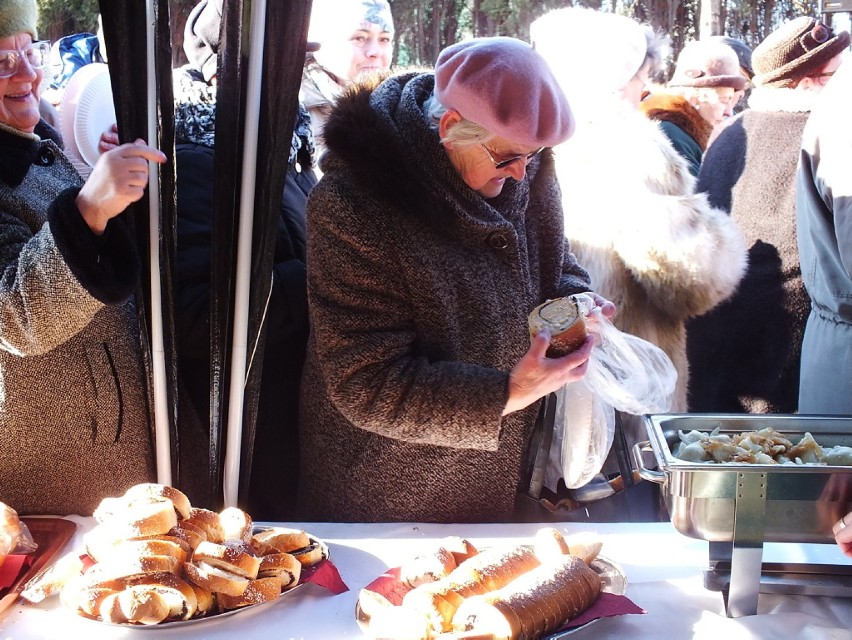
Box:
[0,121,155,515]
[797,65,852,414]
[297,72,592,523]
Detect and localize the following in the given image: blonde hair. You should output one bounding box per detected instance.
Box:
[424,95,495,147]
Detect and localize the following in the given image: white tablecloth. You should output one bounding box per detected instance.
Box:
[1,518,850,639]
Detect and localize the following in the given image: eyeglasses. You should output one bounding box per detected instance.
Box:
[0,41,51,79]
[480,143,544,170]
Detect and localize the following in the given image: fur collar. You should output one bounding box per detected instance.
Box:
[747,86,817,113]
[0,120,64,187]
[322,71,539,226]
[640,92,714,150]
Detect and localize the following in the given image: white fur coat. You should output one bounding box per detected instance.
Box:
[555,100,747,415]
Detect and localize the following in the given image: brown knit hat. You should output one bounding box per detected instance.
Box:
[752,17,850,88]
[668,39,747,91]
[0,0,38,40]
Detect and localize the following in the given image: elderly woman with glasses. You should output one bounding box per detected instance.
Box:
[297,36,614,523]
[0,0,166,515]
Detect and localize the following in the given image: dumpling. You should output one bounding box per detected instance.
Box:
[823,445,852,466]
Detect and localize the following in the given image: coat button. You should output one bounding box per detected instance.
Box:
[37,147,55,166]
[488,232,509,249]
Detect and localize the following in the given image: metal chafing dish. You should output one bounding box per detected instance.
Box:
[634,413,852,618]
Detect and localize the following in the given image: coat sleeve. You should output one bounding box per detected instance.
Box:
[0,187,138,356]
[305,184,510,452]
[610,124,747,320]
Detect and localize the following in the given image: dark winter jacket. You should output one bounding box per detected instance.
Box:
[174,68,314,519]
[640,93,713,176]
[0,120,155,515]
[297,72,592,523]
[690,88,815,413]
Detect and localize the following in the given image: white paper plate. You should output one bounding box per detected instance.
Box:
[72,67,115,167]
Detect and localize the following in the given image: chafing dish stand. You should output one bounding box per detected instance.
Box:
[701,471,852,617]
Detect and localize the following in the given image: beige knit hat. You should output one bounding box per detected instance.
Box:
[752,17,850,88]
[0,0,38,40]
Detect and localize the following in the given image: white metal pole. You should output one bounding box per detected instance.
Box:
[146,0,172,485]
[223,0,267,507]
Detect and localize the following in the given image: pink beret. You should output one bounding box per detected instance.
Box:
[434,36,575,148]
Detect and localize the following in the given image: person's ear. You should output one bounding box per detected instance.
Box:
[438,109,463,143]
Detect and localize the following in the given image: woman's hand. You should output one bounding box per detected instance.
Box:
[588,292,616,320]
[98,123,120,153]
[502,330,594,416]
[834,512,852,558]
[76,139,167,235]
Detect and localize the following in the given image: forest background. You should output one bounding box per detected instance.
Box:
[37,0,831,75]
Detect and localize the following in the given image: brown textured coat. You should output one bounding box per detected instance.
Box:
[0,121,155,515]
[297,72,592,523]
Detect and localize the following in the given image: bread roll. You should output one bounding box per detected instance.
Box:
[251,527,310,555]
[168,521,207,550]
[451,555,602,639]
[183,560,249,597]
[94,538,188,566]
[219,507,254,544]
[291,541,326,567]
[20,551,85,603]
[217,577,281,610]
[123,484,192,520]
[185,508,224,544]
[257,552,302,590]
[82,554,181,583]
[403,545,540,634]
[188,582,215,617]
[123,572,199,622]
[90,498,179,538]
[563,532,603,566]
[400,546,457,588]
[191,541,260,580]
[528,296,588,357]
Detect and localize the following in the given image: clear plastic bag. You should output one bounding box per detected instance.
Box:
[554,379,615,489]
[0,502,38,556]
[554,294,677,489]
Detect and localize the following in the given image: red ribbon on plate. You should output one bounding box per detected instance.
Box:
[301,559,349,595]
[0,555,32,592]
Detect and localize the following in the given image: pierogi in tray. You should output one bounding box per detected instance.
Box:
[673,426,852,465]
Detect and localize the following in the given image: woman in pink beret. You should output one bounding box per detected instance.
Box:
[297,37,614,523]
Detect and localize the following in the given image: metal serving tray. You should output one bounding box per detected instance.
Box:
[635,413,851,543]
[634,414,852,617]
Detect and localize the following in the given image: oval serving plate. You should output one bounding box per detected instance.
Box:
[83,534,329,630]
[355,553,627,638]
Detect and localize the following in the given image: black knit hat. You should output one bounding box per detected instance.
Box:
[752,17,851,88]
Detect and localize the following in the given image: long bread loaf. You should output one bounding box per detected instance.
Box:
[451,554,602,639]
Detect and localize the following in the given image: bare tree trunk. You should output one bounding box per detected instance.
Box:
[700,0,723,37]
